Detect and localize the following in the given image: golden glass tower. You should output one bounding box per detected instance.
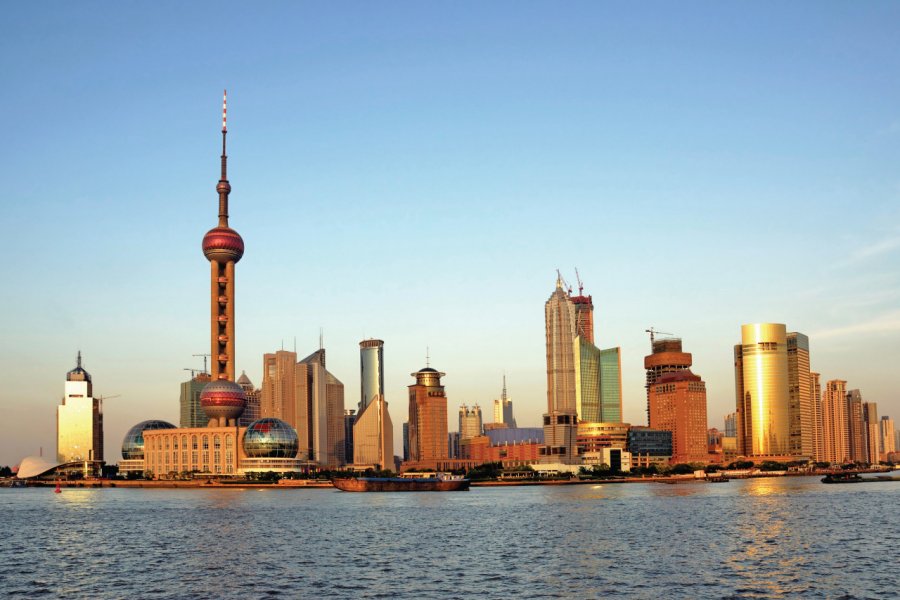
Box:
[734,323,790,457]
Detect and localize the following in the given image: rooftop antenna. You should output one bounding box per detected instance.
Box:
[293,336,297,353]
[426,346,430,368]
[502,374,508,401]
[319,327,324,350]
[218,89,230,227]
[76,350,83,369]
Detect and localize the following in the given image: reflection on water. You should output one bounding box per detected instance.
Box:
[3,477,899,599]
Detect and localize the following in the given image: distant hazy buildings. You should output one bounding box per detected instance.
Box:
[57,352,104,463]
[735,324,791,458]
[493,376,516,427]
[459,405,483,441]
[180,372,212,428]
[407,366,449,467]
[353,339,392,469]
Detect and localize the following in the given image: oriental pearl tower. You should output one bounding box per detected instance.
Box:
[199,90,247,427]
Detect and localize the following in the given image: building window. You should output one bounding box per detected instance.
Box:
[173,437,179,451]
[202,435,209,450]
[192,435,198,450]
[225,435,233,448]
[181,435,187,450]
[214,435,221,450]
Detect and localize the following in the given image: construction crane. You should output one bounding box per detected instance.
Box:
[192,353,210,374]
[645,327,674,350]
[556,269,573,295]
[96,394,121,415]
[574,267,584,296]
[183,368,201,378]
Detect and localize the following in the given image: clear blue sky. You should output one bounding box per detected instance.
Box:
[2,3,899,465]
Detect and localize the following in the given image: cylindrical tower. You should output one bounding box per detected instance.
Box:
[737,323,789,457]
[202,90,244,384]
[359,339,384,413]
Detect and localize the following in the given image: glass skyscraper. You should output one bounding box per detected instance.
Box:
[735,323,790,457]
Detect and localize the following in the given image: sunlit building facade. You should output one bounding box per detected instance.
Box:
[881,416,896,462]
[407,367,449,467]
[786,332,815,459]
[57,352,104,463]
[359,339,385,413]
[260,349,298,423]
[821,379,849,464]
[649,370,709,464]
[846,389,867,463]
[734,323,791,458]
[541,277,578,463]
[492,375,516,427]
[459,404,483,440]
[644,338,692,423]
[809,372,823,461]
[599,347,623,422]
[353,339,393,469]
[862,401,880,465]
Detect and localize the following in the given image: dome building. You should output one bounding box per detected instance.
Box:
[240,418,308,474]
[119,420,176,476]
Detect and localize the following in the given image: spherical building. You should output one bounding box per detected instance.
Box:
[121,420,177,460]
[200,379,246,426]
[243,418,299,458]
[202,226,244,264]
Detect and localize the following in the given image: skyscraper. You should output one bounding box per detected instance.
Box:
[649,370,709,464]
[57,352,104,463]
[493,376,516,427]
[644,338,692,423]
[572,292,594,344]
[260,350,298,423]
[359,339,385,413]
[880,416,895,462]
[542,276,578,463]
[407,366,449,465]
[786,332,815,458]
[821,380,849,464]
[810,372,823,462]
[846,389,867,463]
[863,401,880,465]
[180,372,212,428]
[236,371,261,426]
[734,323,790,458]
[295,349,346,467]
[599,347,623,422]
[459,405,483,440]
[353,339,392,469]
[343,409,356,463]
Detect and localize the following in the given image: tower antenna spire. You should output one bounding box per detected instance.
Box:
[502,373,507,401]
[77,350,82,369]
[426,346,430,368]
[217,89,230,226]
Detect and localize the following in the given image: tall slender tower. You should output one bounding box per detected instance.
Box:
[202,90,244,383]
[542,274,578,463]
[199,91,246,426]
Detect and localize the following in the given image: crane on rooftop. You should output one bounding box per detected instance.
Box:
[645,327,674,350]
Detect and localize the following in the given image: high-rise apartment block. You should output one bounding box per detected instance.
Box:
[493,376,516,427]
[260,350,298,423]
[407,366,449,466]
[862,401,879,466]
[180,372,212,428]
[846,390,867,463]
[821,379,849,464]
[459,405,483,440]
[735,324,791,458]
[810,372,823,461]
[57,352,104,463]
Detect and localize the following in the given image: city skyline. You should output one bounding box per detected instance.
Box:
[3,4,900,465]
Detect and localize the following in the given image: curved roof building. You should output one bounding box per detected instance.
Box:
[121,420,176,460]
[243,418,299,458]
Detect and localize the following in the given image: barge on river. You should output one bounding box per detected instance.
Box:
[332,474,470,492]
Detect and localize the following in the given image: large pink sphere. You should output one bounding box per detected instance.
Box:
[202,226,244,263]
[200,380,246,422]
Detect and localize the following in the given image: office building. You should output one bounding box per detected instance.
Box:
[462,428,543,469]
[180,372,212,428]
[880,416,895,462]
[493,376,516,427]
[627,427,673,468]
[407,366,449,467]
[57,352,104,463]
[649,370,709,464]
[599,347,623,422]
[541,276,578,463]
[459,405,483,440]
[862,401,879,465]
[353,339,392,469]
[343,409,355,464]
[846,390,867,463]
[734,324,790,458]
[786,332,815,458]
[821,380,849,464]
[295,349,345,468]
[644,337,692,423]
[260,350,298,423]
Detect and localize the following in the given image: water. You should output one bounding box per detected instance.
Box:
[2,476,899,599]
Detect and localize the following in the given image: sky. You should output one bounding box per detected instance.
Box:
[2,3,899,466]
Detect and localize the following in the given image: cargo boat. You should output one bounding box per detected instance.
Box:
[332,474,470,492]
[822,473,864,484]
